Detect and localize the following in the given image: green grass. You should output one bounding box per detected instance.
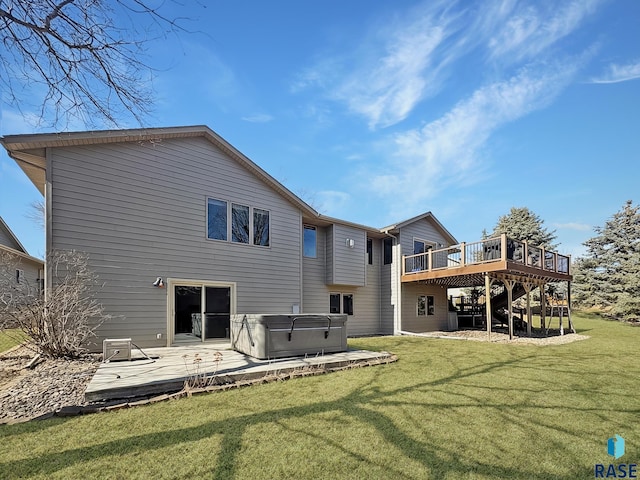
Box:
[0,329,27,353]
[1,312,638,479]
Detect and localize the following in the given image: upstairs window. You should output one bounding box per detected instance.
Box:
[207,198,228,241]
[304,225,317,258]
[253,208,270,246]
[383,238,393,265]
[232,204,250,244]
[207,198,270,247]
[367,238,373,265]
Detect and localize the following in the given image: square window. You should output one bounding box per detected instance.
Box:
[304,225,317,258]
[418,295,435,316]
[207,198,227,241]
[253,208,270,246]
[329,293,340,313]
[343,294,354,316]
[232,204,250,243]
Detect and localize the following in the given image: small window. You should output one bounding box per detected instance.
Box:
[232,204,250,243]
[367,238,373,265]
[383,238,393,265]
[16,269,24,284]
[343,294,354,316]
[330,293,354,315]
[418,295,435,316]
[207,198,227,241]
[304,225,317,258]
[253,208,270,247]
[329,293,341,313]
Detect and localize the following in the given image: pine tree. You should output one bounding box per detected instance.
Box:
[491,207,557,249]
[573,200,640,322]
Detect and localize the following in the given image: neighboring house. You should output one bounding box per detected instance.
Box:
[2,126,570,351]
[0,216,44,292]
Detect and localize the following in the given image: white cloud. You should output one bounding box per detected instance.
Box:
[294,0,602,131]
[367,62,581,213]
[293,0,465,130]
[488,0,602,63]
[241,113,274,123]
[590,60,640,84]
[316,190,351,216]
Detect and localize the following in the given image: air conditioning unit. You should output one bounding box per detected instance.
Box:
[103,338,132,362]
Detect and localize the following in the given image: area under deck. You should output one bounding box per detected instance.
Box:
[401,234,573,339]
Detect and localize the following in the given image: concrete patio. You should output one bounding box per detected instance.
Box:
[85,343,393,402]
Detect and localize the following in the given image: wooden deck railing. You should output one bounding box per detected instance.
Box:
[402,234,571,277]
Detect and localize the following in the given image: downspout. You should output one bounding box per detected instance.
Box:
[45,148,53,302]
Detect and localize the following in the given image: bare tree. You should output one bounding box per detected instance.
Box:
[0,249,111,358]
[24,199,45,230]
[0,0,189,128]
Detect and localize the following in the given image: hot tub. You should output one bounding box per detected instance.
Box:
[230,314,348,359]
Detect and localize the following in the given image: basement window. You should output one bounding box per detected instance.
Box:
[418,295,435,316]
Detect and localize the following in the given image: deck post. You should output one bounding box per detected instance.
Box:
[567,280,575,333]
[500,234,507,261]
[524,283,533,337]
[460,242,466,267]
[485,274,493,339]
[540,283,546,335]
[428,249,433,271]
[504,279,515,340]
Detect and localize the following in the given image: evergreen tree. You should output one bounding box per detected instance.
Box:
[573,200,640,322]
[491,207,557,249]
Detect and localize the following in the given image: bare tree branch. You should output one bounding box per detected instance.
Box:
[0,0,192,128]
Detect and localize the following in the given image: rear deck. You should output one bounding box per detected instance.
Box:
[401,234,573,339]
[402,233,571,286]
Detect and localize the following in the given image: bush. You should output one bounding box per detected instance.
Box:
[0,250,110,358]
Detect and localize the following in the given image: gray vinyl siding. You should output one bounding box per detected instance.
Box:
[326,224,366,286]
[9,256,42,292]
[399,219,449,253]
[49,137,303,350]
[0,224,22,251]
[400,283,449,332]
[302,226,327,313]
[325,225,334,285]
[303,228,382,336]
[379,236,399,333]
[350,237,381,336]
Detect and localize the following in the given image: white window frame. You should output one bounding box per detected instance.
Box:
[329,292,354,316]
[417,295,435,316]
[206,197,270,248]
[303,225,317,258]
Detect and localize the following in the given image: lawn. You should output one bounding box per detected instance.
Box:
[0,329,27,353]
[0,312,637,479]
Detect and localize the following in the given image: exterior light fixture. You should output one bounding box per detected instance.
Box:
[346,238,355,248]
[152,277,165,288]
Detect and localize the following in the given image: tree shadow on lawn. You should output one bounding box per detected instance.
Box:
[1,352,628,480]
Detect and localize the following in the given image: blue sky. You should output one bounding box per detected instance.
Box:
[1,0,639,260]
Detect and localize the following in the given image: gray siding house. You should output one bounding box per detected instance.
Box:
[1,126,457,350]
[0,216,44,292]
